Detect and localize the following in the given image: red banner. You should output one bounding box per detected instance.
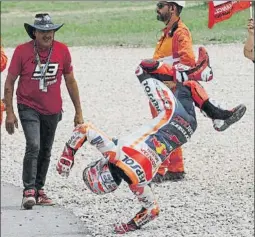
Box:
[208,1,251,29]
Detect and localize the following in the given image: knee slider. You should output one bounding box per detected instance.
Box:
[135,59,159,83]
[140,59,160,72]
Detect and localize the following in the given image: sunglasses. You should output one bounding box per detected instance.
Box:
[156,2,169,9]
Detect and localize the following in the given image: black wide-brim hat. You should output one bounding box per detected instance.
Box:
[24,13,64,39]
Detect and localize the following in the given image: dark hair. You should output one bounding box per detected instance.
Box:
[170,2,183,16]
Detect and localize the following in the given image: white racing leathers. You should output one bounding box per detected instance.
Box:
[62,68,197,232]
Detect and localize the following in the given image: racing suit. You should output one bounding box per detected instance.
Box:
[57,61,200,233]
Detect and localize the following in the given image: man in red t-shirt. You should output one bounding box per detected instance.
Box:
[4,13,84,210]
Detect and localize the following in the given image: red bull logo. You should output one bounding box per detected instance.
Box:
[151,137,167,156]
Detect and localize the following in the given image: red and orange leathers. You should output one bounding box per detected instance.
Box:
[153,18,196,175]
[1,46,8,72]
[153,19,195,67]
[0,102,5,126]
[0,45,8,125]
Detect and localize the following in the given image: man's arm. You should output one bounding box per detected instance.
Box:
[4,73,19,134]
[244,19,254,61]
[4,45,22,134]
[4,73,18,115]
[244,37,254,61]
[64,72,84,125]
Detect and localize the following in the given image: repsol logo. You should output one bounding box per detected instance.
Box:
[143,81,161,113]
[122,156,146,183]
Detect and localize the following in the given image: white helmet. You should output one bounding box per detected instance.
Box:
[83,158,119,195]
[166,1,185,8]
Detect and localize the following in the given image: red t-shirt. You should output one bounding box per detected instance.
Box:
[8,40,73,114]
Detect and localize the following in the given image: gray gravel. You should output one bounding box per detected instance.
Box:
[1,43,254,237]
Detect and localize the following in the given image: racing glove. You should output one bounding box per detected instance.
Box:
[56,143,75,177]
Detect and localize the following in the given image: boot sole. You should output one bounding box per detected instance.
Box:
[151,172,185,183]
[23,199,36,210]
[151,176,164,183]
[36,202,55,206]
[217,104,246,132]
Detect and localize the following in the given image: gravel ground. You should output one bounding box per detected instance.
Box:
[1,43,254,237]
